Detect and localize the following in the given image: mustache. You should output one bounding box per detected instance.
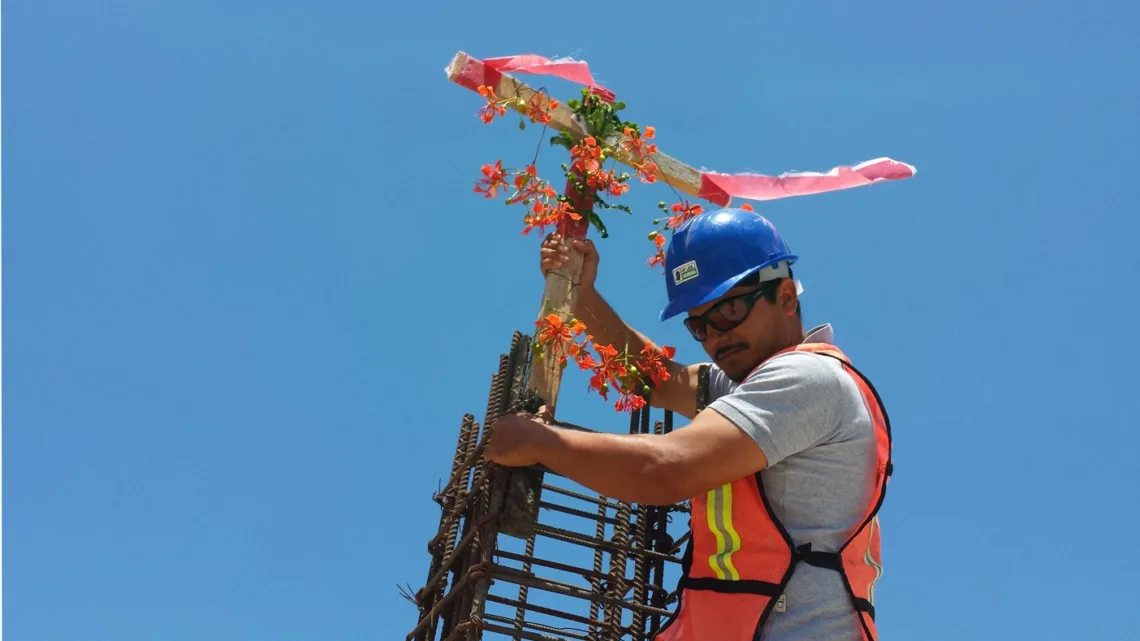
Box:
[714,343,749,360]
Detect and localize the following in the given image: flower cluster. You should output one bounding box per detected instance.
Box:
[533,313,676,412]
[477,85,560,126]
[473,86,663,240]
[466,83,699,412]
[645,202,755,268]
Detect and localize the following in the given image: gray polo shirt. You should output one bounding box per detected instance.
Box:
[704,324,880,641]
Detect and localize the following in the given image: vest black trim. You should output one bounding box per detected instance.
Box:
[679,576,783,596]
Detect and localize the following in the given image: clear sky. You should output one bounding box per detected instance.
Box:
[5,0,1139,639]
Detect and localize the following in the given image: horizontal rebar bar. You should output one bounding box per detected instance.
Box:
[495,565,605,598]
[534,524,682,564]
[489,564,674,619]
[485,594,597,628]
[480,621,579,641]
[540,484,623,511]
[494,550,610,583]
[482,614,590,641]
[539,500,623,526]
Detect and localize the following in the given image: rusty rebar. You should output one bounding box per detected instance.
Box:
[486,594,597,627]
[588,497,606,640]
[418,413,478,641]
[629,407,655,638]
[484,615,590,641]
[406,561,491,641]
[510,530,537,641]
[408,332,698,641]
[495,549,609,583]
[600,408,639,640]
[532,523,681,565]
[488,564,674,619]
[649,418,669,635]
[539,500,624,526]
[541,484,623,511]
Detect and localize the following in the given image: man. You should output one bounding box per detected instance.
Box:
[486,208,893,641]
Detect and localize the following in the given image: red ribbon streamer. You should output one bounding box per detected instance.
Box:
[483,54,601,88]
[698,157,918,206]
[458,53,917,204]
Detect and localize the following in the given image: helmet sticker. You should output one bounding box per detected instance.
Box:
[672,260,699,285]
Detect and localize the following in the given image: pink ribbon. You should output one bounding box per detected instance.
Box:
[698,157,918,205]
[483,54,601,88]
[459,53,918,202]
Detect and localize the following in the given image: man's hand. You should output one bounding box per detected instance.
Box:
[484,413,556,468]
[540,233,599,290]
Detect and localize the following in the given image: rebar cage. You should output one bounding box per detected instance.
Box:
[406,331,698,641]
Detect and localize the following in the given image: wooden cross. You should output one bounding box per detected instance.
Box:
[445,51,708,419]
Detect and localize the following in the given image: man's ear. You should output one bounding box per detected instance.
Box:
[778,279,799,316]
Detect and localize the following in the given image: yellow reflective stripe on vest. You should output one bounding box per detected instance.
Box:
[862,516,884,604]
[705,483,741,580]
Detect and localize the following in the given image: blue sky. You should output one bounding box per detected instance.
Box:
[5,0,1139,639]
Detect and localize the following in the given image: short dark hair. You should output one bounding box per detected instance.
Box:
[737,267,802,319]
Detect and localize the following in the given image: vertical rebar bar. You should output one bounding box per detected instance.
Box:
[649,417,669,636]
[589,496,607,639]
[466,333,529,641]
[419,413,478,641]
[511,530,538,640]
[629,405,655,640]
[599,407,639,640]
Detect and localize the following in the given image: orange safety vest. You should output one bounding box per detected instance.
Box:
[654,342,893,641]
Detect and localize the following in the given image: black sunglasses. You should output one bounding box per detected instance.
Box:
[682,285,775,342]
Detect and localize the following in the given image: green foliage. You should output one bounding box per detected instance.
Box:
[546,88,645,237]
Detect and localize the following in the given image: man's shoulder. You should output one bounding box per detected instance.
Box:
[706,347,850,402]
[744,349,849,391]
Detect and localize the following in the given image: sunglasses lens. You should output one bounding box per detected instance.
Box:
[683,318,706,341]
[710,298,750,326]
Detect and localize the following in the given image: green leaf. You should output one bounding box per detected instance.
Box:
[549,134,573,151]
[519,120,526,130]
[588,211,609,238]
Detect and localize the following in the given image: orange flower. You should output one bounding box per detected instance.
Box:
[473,160,509,198]
[525,93,559,125]
[668,200,704,229]
[614,393,648,412]
[586,343,629,400]
[620,126,658,160]
[635,161,658,184]
[476,85,508,124]
[586,167,616,192]
[522,200,581,236]
[506,165,557,206]
[570,136,603,175]
[535,313,572,345]
[634,343,676,387]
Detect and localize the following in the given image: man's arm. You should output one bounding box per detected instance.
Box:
[492,351,846,505]
[541,234,704,418]
[574,285,704,418]
[525,407,769,505]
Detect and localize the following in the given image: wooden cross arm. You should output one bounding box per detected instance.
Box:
[445,51,705,201]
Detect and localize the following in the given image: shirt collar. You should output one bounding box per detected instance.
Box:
[803,323,834,344]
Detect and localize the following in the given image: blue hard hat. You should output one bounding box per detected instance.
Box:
[659,208,798,321]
